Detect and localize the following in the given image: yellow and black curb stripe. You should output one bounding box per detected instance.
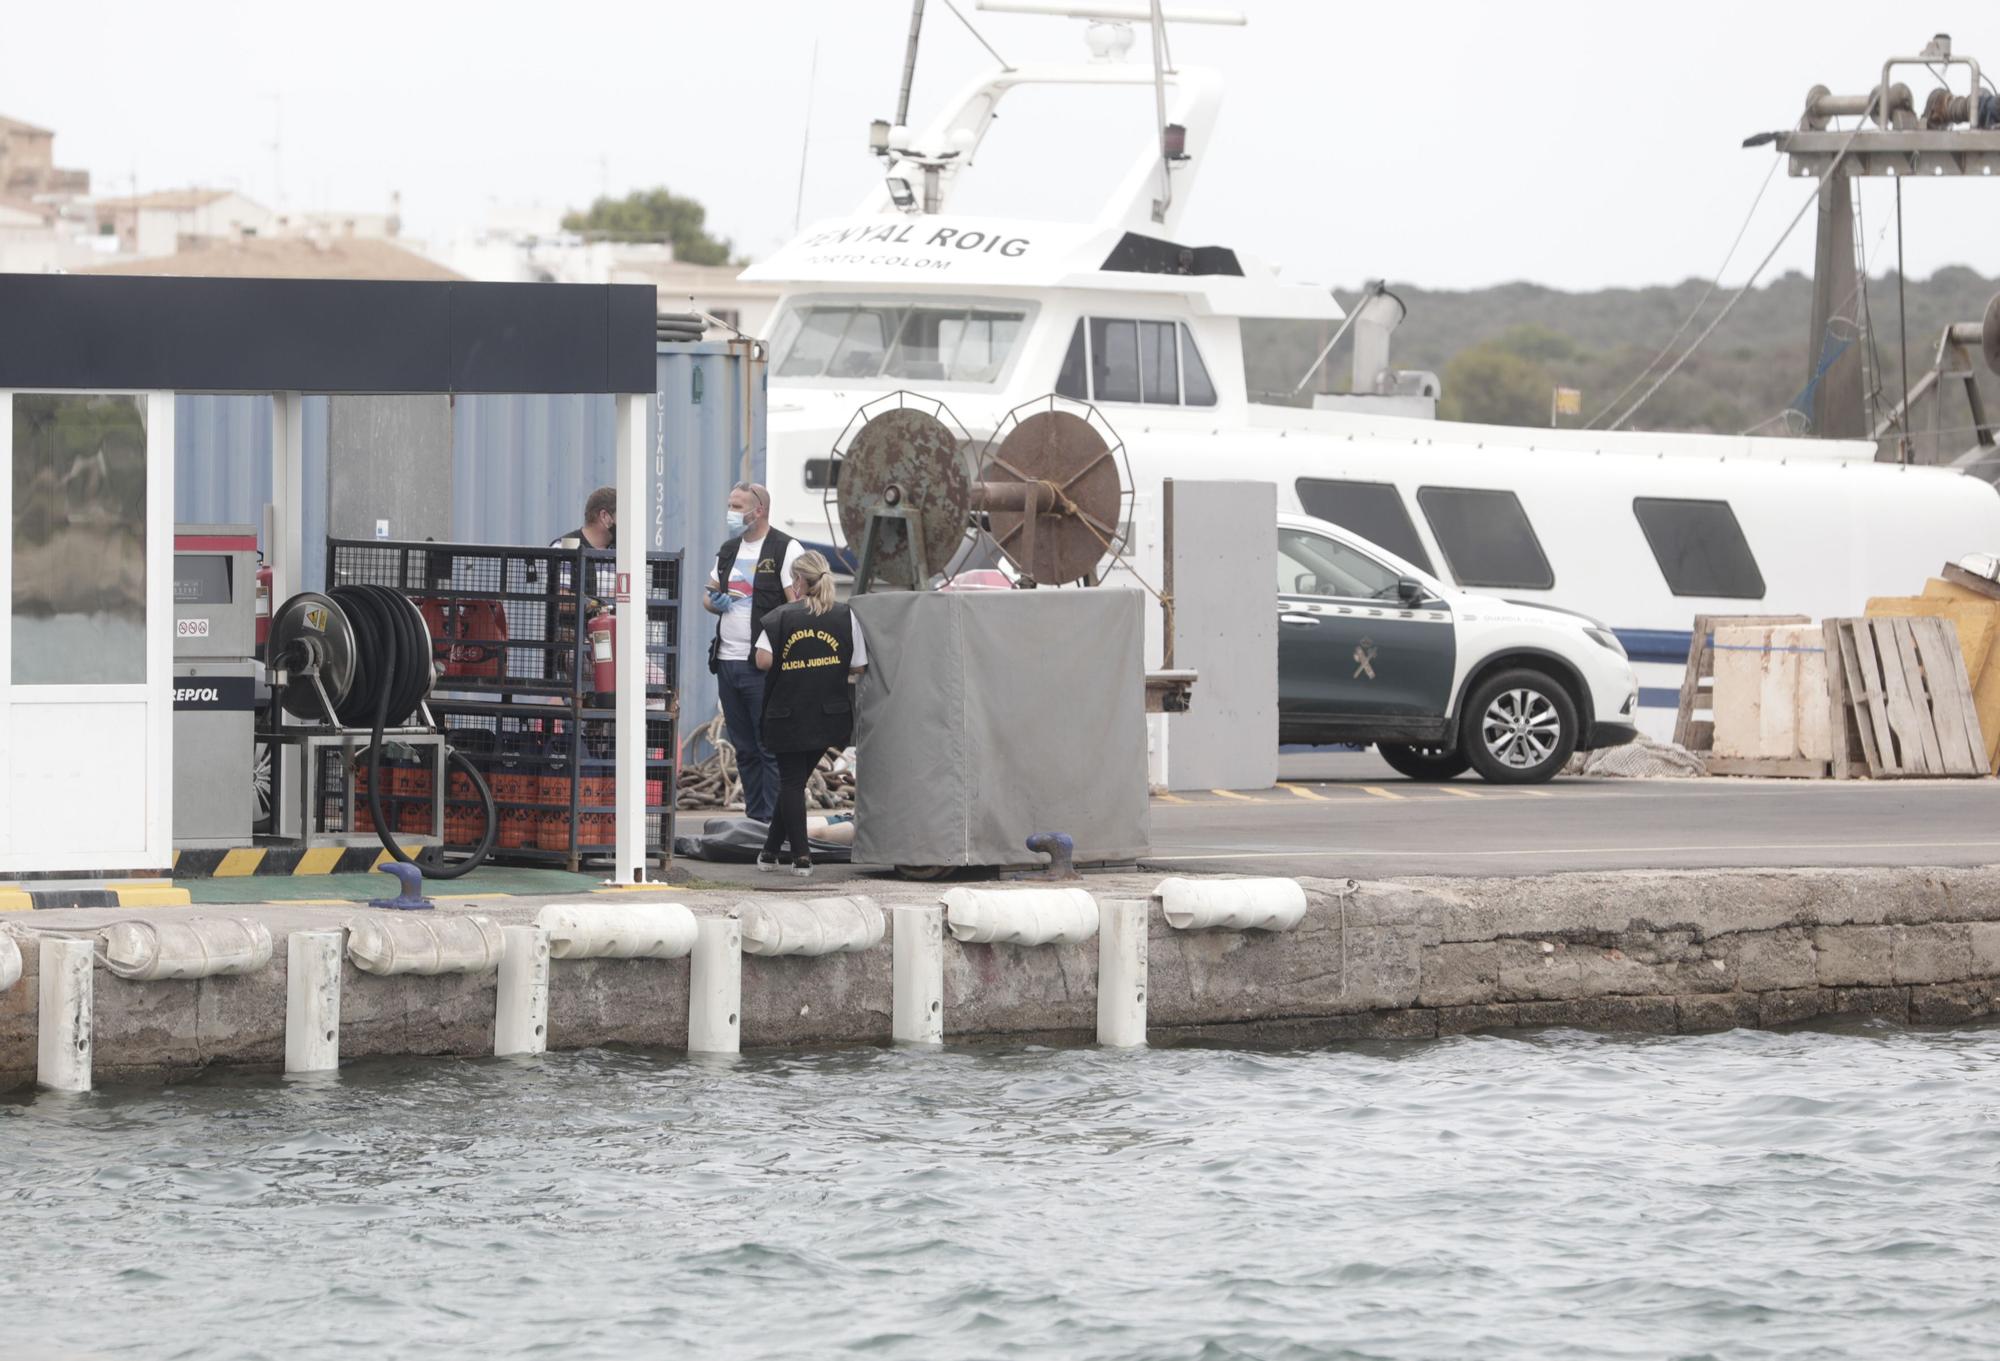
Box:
[0,883,192,911]
[171,847,392,879]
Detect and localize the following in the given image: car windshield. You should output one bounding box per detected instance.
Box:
[772,301,1029,383]
[1278,527,1430,601]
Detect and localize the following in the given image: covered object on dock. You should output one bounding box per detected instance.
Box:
[849,588,1150,871]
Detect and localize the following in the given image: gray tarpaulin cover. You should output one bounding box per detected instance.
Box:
[848,588,1150,869]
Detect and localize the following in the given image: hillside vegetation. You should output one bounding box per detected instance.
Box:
[1248,267,1999,455]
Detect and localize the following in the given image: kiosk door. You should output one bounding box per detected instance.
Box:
[0,391,175,873]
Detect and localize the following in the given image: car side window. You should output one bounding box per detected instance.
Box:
[1277,528,1404,601]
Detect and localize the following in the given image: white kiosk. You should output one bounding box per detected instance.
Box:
[0,274,660,883]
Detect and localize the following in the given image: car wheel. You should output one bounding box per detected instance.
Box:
[1462,668,1579,784]
[1376,742,1471,781]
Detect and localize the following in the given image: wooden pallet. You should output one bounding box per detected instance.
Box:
[1672,614,1810,752]
[1827,616,1986,778]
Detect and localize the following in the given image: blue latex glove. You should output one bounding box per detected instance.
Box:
[706,588,733,612]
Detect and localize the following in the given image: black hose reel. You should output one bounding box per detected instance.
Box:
[265,584,496,880]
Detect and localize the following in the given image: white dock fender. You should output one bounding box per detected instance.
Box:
[102,917,273,981]
[738,897,885,957]
[533,902,699,960]
[1153,877,1308,932]
[941,887,1099,946]
[346,913,505,976]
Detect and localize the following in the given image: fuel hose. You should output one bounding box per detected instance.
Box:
[327,584,497,879]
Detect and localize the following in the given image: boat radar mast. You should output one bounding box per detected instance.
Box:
[862,0,1243,229]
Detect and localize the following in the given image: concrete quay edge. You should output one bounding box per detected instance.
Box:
[4,864,2000,1090]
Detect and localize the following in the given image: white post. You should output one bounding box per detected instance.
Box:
[891,905,945,1045]
[494,925,551,1057]
[285,930,343,1074]
[612,390,650,885]
[36,937,93,1093]
[1096,899,1149,1048]
[687,914,742,1055]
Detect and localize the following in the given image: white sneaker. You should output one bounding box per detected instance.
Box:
[755,853,778,873]
[792,860,814,879]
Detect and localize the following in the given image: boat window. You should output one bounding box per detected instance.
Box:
[1277,527,1404,601]
[1139,320,1179,405]
[773,302,1029,383]
[1632,497,1765,599]
[1056,321,1088,399]
[1415,486,1554,589]
[886,308,1026,383]
[1069,317,1216,406]
[1090,318,1143,403]
[1181,324,1217,406]
[1295,478,1433,574]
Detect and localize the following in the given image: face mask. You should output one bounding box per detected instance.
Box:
[726,510,749,535]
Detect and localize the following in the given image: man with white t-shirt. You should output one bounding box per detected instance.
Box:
[702,480,802,824]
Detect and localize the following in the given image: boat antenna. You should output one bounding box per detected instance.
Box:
[896,1,926,129]
[1149,0,1173,222]
[793,39,819,236]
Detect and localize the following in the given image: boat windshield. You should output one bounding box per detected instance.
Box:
[771,300,1032,384]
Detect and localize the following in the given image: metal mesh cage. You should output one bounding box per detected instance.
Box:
[326,539,681,869]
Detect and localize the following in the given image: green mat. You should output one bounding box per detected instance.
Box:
[186,865,603,904]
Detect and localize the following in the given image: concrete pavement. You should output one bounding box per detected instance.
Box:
[1144,750,2000,878]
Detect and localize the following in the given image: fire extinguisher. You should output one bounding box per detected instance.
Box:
[588,610,616,693]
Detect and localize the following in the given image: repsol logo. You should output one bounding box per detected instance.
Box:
[173,676,255,711]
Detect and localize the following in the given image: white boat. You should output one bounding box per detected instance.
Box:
[742,7,2000,738]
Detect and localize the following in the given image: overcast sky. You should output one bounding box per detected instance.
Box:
[4,1,1996,291]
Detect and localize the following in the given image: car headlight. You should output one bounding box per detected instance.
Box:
[1584,627,1627,658]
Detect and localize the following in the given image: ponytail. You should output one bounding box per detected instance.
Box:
[792,551,837,615]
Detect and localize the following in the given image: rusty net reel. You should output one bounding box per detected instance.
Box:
[829,391,1130,591]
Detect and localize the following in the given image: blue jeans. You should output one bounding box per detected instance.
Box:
[717,659,780,823]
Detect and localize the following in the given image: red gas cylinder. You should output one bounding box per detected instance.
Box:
[255,563,272,649]
[588,612,616,693]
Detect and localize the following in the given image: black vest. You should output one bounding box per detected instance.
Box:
[758,601,857,753]
[709,528,794,673]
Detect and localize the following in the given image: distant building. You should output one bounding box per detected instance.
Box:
[90,188,276,257]
[422,207,781,338]
[80,234,462,281]
[0,114,89,200]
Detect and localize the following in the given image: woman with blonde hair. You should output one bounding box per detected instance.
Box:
[752,551,867,876]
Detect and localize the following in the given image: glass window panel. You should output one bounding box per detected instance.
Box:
[825,307,902,379]
[1276,527,1404,600]
[1055,320,1088,398]
[1090,318,1142,403]
[1295,477,1434,573]
[1415,486,1554,589]
[1181,324,1217,406]
[1632,497,1765,599]
[13,393,148,683]
[1138,320,1179,404]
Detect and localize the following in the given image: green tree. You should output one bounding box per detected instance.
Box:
[1440,345,1554,425]
[561,188,736,266]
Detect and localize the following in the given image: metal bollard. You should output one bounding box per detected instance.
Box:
[285,930,343,1074]
[37,937,93,1093]
[494,925,551,1057]
[1096,899,1148,1048]
[687,914,742,1055]
[891,905,945,1045]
